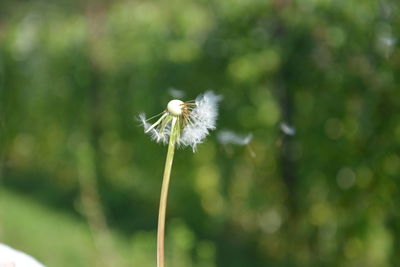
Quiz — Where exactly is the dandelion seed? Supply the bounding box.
[280,122,296,136]
[167,88,185,98]
[217,130,253,146]
[217,130,256,158]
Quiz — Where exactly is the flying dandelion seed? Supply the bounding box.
[167,88,186,98]
[280,122,296,136]
[217,130,256,158]
[217,130,253,145]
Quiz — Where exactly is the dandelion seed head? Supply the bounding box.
[139,90,221,152]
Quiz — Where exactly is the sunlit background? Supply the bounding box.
[0,0,399,266]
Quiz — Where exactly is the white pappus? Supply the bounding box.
[139,91,222,151]
[217,130,253,146]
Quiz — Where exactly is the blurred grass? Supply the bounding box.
[0,189,102,266]
[0,189,216,267]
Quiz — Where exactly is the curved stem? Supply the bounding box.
[157,117,177,267]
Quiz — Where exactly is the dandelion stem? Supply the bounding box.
[157,117,177,267]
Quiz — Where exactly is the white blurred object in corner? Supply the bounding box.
[0,243,45,267]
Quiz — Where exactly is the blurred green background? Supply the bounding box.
[0,0,399,266]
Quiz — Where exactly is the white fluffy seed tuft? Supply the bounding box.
[217,130,253,145]
[139,91,221,152]
[178,91,222,151]
[139,113,169,144]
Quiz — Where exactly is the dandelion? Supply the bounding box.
[139,91,221,267]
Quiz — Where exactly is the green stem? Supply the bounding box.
[157,117,178,267]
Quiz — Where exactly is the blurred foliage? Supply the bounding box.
[0,0,399,266]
